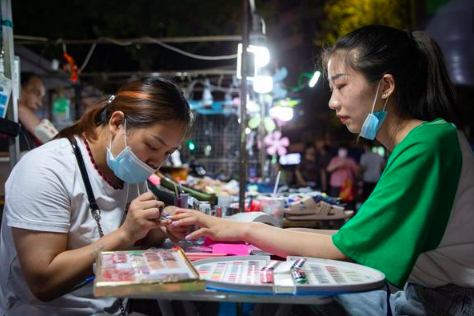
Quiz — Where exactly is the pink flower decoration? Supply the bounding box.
[264,131,290,156]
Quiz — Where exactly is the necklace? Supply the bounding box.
[83,138,124,190]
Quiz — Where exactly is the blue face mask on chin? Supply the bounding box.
[106,121,156,184]
[360,81,389,140]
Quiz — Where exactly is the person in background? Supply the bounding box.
[359,141,385,202]
[170,25,474,316]
[295,143,318,188]
[326,143,358,198]
[0,77,192,315]
[314,139,332,193]
[0,72,58,151]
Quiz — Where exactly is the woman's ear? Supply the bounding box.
[108,111,125,136]
[381,74,395,99]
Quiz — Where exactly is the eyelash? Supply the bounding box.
[148,143,158,151]
[330,84,345,92]
[148,143,174,156]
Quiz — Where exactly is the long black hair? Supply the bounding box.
[321,25,464,129]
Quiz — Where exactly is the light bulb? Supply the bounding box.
[253,75,273,94]
[248,45,270,68]
[269,106,294,122]
[308,71,321,88]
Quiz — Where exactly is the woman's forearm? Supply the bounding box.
[15,228,133,302]
[45,230,133,301]
[242,222,347,260]
[327,162,339,172]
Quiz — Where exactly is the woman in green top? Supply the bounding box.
[172,25,474,316]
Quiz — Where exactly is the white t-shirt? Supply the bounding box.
[359,151,384,183]
[0,136,147,315]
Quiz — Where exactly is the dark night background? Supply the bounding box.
[11,0,474,150]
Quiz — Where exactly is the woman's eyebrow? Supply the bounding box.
[330,73,347,82]
[152,135,168,147]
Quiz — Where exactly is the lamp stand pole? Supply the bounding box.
[238,0,249,212]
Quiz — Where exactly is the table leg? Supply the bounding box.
[250,303,292,316]
[236,302,242,316]
[251,303,263,316]
[182,301,197,316]
[157,300,174,316]
[275,304,292,316]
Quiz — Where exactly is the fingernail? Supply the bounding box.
[172,221,179,226]
[185,235,191,240]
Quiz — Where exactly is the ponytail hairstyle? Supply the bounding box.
[321,25,464,129]
[56,77,194,140]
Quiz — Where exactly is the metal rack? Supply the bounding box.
[1,0,19,168]
[180,113,260,180]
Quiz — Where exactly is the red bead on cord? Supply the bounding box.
[82,138,124,190]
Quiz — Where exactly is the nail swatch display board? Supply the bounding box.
[193,256,385,295]
[94,248,205,297]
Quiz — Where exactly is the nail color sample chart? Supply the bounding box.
[94,249,205,297]
[99,250,196,282]
[193,256,386,294]
[197,259,266,285]
[306,264,370,285]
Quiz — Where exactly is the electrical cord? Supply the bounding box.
[25,35,239,75]
[143,37,237,60]
[79,43,97,72]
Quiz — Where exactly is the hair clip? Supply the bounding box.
[108,95,116,104]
